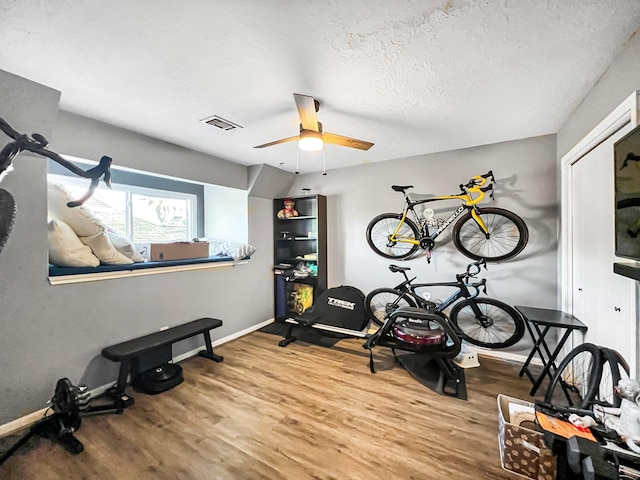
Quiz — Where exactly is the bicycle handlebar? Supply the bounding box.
[465,258,487,277]
[460,170,495,191]
[0,116,112,207]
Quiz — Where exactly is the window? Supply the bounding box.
[48,158,204,244]
[47,156,250,284]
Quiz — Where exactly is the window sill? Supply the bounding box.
[48,256,249,285]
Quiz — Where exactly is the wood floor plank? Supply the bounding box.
[0,330,541,479]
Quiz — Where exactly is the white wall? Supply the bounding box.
[205,184,249,242]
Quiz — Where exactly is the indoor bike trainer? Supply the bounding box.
[277,286,467,399]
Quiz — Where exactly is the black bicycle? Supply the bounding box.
[364,259,525,349]
[0,115,112,254]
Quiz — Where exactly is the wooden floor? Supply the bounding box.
[0,329,542,479]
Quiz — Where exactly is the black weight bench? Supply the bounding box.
[101,317,223,411]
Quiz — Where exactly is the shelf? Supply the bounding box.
[281,257,318,263]
[277,215,316,220]
[613,262,640,281]
[276,237,316,241]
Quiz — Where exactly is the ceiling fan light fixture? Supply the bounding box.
[298,130,324,151]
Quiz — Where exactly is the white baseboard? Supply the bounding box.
[472,347,542,367]
[0,319,275,438]
[0,408,52,438]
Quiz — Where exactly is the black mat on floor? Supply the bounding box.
[259,321,346,348]
[396,352,467,400]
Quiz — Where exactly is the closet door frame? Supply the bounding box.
[561,91,639,314]
[560,91,639,374]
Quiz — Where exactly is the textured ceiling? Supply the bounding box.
[1,1,640,174]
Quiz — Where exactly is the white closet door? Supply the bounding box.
[571,125,637,375]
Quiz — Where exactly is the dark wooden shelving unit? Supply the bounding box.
[273,194,327,320]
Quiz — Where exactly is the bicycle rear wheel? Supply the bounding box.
[366,214,420,259]
[365,288,416,327]
[594,347,630,409]
[544,343,602,410]
[448,298,524,348]
[452,207,528,262]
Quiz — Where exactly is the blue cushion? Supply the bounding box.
[48,255,240,276]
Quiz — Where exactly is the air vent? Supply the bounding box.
[200,115,243,131]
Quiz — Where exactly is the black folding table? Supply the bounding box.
[515,306,588,396]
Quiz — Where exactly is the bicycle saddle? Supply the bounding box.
[389,264,411,272]
[391,185,413,192]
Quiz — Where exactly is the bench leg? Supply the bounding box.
[198,330,224,362]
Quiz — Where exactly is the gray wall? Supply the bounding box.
[287,135,559,356]
[558,31,640,158]
[53,111,247,190]
[0,70,276,425]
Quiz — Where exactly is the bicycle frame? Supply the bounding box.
[393,274,484,316]
[389,171,494,246]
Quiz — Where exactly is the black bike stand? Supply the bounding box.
[0,414,84,466]
[396,352,467,400]
[0,377,121,466]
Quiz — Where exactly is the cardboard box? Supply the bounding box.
[497,394,556,480]
[150,241,209,261]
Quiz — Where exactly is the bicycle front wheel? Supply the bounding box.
[448,298,524,348]
[365,288,417,327]
[452,207,529,262]
[366,213,420,259]
[594,347,630,409]
[544,343,602,410]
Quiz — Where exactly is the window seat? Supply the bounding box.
[48,255,249,285]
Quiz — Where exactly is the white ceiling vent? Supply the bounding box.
[200,115,243,131]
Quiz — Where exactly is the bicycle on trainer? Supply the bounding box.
[366,170,529,263]
[365,259,525,349]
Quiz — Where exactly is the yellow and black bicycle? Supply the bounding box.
[366,171,529,262]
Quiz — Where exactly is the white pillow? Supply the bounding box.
[208,238,256,261]
[48,220,100,267]
[107,231,145,262]
[47,182,103,237]
[80,231,134,265]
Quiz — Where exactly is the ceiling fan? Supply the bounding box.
[254,93,374,152]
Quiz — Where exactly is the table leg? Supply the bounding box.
[520,323,552,395]
[519,319,539,377]
[530,328,574,396]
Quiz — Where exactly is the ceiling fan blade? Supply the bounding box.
[323,132,374,151]
[253,135,300,149]
[293,93,319,132]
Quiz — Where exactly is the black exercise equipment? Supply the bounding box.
[364,306,466,399]
[101,317,223,409]
[278,285,369,347]
[0,378,92,465]
[132,363,184,395]
[278,286,466,399]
